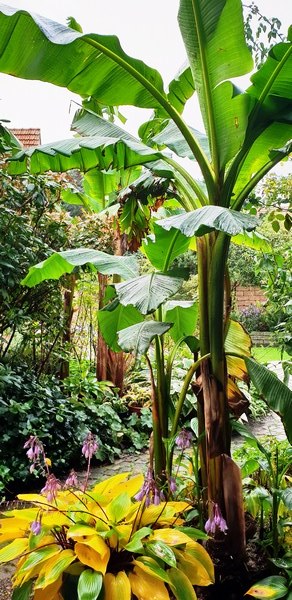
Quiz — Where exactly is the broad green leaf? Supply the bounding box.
[11,581,33,600]
[21,248,138,287]
[279,488,292,511]
[118,321,172,356]
[146,541,177,568]
[175,527,208,541]
[77,569,103,600]
[142,224,190,272]
[178,0,253,168]
[153,120,210,161]
[245,358,292,444]
[232,124,292,205]
[125,527,152,553]
[98,298,143,352]
[231,231,272,253]
[247,41,292,119]
[164,301,198,343]
[168,566,197,599]
[159,207,258,238]
[83,165,141,208]
[245,575,288,599]
[0,538,28,563]
[115,273,184,314]
[0,6,166,109]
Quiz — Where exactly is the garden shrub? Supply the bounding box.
[0,362,151,499]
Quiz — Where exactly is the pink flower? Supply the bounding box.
[81,432,98,460]
[65,469,78,488]
[135,468,165,507]
[30,520,41,536]
[41,474,61,502]
[175,429,192,450]
[24,436,43,466]
[205,503,228,535]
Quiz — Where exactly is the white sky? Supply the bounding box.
[0,0,291,176]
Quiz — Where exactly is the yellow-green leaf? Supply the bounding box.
[107,493,131,523]
[168,567,197,600]
[34,575,62,599]
[35,550,75,588]
[67,524,98,539]
[0,538,28,563]
[20,545,61,573]
[245,576,288,599]
[134,556,170,583]
[104,571,131,600]
[151,528,192,546]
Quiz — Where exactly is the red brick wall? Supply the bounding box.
[235,286,266,310]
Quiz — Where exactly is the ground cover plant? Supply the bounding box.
[0,0,291,594]
[0,436,214,599]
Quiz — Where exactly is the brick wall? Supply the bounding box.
[235,285,266,310]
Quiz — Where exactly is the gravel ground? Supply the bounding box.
[0,411,287,598]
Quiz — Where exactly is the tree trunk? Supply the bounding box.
[197,233,246,556]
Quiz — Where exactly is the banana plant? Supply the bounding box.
[0,1,291,556]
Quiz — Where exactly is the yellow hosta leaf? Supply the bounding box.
[42,512,71,528]
[35,550,76,589]
[92,473,131,496]
[81,536,110,559]
[140,503,189,527]
[104,571,131,600]
[0,517,30,531]
[111,475,144,500]
[17,493,52,506]
[128,566,169,600]
[110,525,132,548]
[44,457,52,467]
[151,528,192,546]
[75,541,110,573]
[34,575,62,599]
[185,543,214,583]
[174,548,214,586]
[0,538,28,563]
[0,530,26,545]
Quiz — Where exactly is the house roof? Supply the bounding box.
[10,128,41,148]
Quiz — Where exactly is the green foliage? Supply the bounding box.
[0,362,152,498]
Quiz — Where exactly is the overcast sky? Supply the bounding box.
[0,0,291,179]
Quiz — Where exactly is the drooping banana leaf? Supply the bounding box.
[178,0,253,169]
[117,321,173,356]
[158,206,258,238]
[225,320,252,381]
[98,298,143,353]
[167,63,195,115]
[7,118,162,176]
[21,249,139,287]
[115,272,185,315]
[245,358,292,443]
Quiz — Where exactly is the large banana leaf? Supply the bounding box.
[7,116,162,176]
[225,320,251,381]
[164,300,198,343]
[21,249,138,287]
[98,298,143,353]
[245,358,292,443]
[115,273,185,315]
[158,206,258,238]
[118,321,172,356]
[141,224,190,272]
[178,0,253,169]
[153,121,210,161]
[0,5,166,109]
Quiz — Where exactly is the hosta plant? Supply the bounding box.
[0,455,214,599]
